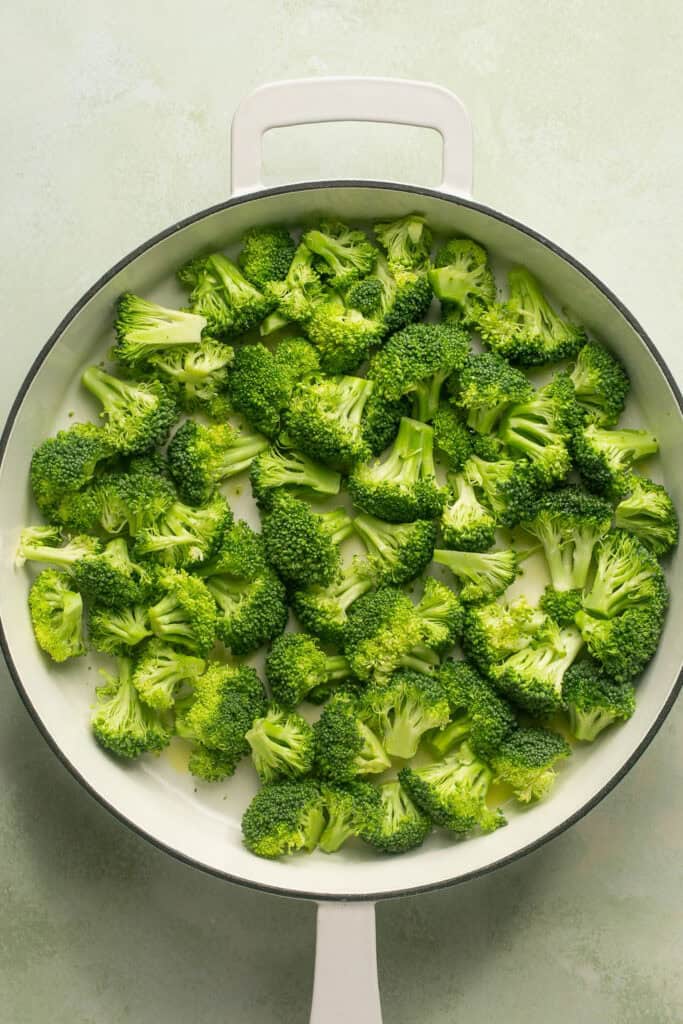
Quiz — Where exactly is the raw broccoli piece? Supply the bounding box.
[453,352,533,434]
[264,243,324,325]
[348,417,446,523]
[187,744,241,783]
[491,727,570,803]
[574,607,665,683]
[134,494,232,569]
[313,692,390,782]
[15,524,77,565]
[464,454,539,527]
[319,781,383,853]
[250,445,341,510]
[241,780,325,858]
[499,376,576,484]
[462,596,549,673]
[374,214,432,272]
[573,424,659,496]
[361,391,411,457]
[246,705,315,783]
[360,780,432,854]
[428,237,496,325]
[91,657,170,759]
[361,670,450,759]
[354,514,436,585]
[71,538,149,607]
[539,586,583,627]
[167,419,268,505]
[582,530,668,620]
[81,366,177,455]
[30,424,114,517]
[284,375,374,468]
[429,659,516,761]
[98,455,178,537]
[113,294,207,365]
[345,276,383,316]
[50,483,110,535]
[87,604,151,654]
[433,547,521,603]
[440,473,496,551]
[415,576,464,652]
[144,339,234,415]
[291,560,374,644]
[347,254,433,335]
[238,226,297,290]
[614,475,679,556]
[304,292,384,373]
[522,487,613,593]
[265,632,352,708]
[147,569,217,654]
[478,267,585,365]
[28,570,85,662]
[273,335,321,383]
[178,252,275,337]
[562,660,636,742]
[432,405,474,470]
[490,622,584,715]
[570,341,629,426]
[131,639,205,710]
[303,219,378,289]
[400,743,505,834]
[261,492,354,587]
[227,343,291,438]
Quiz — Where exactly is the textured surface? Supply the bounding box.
[1,2,683,1022]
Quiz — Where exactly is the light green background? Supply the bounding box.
[1,2,682,1022]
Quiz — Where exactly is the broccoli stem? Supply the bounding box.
[322,508,355,548]
[413,371,449,423]
[216,433,269,478]
[260,311,291,336]
[401,645,440,674]
[324,655,352,682]
[148,594,193,642]
[429,719,472,758]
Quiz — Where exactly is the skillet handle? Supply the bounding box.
[309,901,383,1024]
[230,76,472,199]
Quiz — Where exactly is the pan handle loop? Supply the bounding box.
[230,76,472,198]
[310,901,383,1024]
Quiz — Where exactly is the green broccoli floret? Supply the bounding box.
[318,781,382,853]
[440,473,496,551]
[499,376,576,484]
[113,294,207,365]
[462,596,549,673]
[490,727,570,803]
[134,494,232,569]
[238,226,297,290]
[490,622,584,715]
[360,780,432,854]
[374,214,432,272]
[433,547,521,603]
[246,705,315,783]
[187,744,241,783]
[361,391,411,457]
[345,276,383,316]
[582,530,668,620]
[144,339,234,416]
[428,237,496,325]
[432,405,474,470]
[264,243,324,325]
[400,743,505,834]
[464,454,540,527]
[284,375,374,467]
[227,343,291,438]
[453,352,533,434]
[265,632,352,708]
[614,475,679,556]
[261,492,354,587]
[30,424,114,517]
[99,455,178,536]
[347,254,433,335]
[574,607,665,683]
[291,560,374,644]
[522,487,613,593]
[87,604,151,654]
[71,538,149,607]
[15,524,76,563]
[241,780,325,858]
[414,576,464,652]
[28,570,85,662]
[570,342,629,426]
[539,586,583,627]
[562,660,636,742]
[313,692,390,782]
[178,252,275,337]
[91,657,170,759]
[361,670,450,759]
[348,417,445,523]
[167,419,268,505]
[81,366,177,455]
[131,639,205,710]
[147,569,217,654]
[478,267,585,365]
[304,292,384,373]
[303,219,378,289]
[354,514,436,585]
[51,483,110,535]
[430,659,516,761]
[273,335,321,383]
[573,424,659,496]
[250,446,341,509]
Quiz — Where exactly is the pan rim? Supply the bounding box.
[2,178,682,902]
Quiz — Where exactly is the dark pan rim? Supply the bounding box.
[1,179,682,903]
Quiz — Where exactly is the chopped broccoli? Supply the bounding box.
[464,454,539,527]
[570,342,629,426]
[227,343,291,438]
[304,292,383,374]
[573,424,659,496]
[313,692,391,782]
[319,781,383,853]
[429,237,496,325]
[246,705,315,783]
[562,660,636,742]
[490,622,584,715]
[241,780,325,858]
[147,569,217,654]
[113,294,207,365]
[285,375,374,467]
[491,727,570,803]
[453,352,533,434]
[539,586,583,627]
[88,604,151,655]
[582,530,668,620]
[433,547,521,603]
[16,529,107,580]
[361,670,450,759]
[100,455,178,536]
[187,744,241,782]
[131,639,205,710]
[441,473,496,551]
[374,214,432,272]
[354,514,436,585]
[499,376,576,484]
[432,405,474,470]
[265,632,352,708]
[28,570,85,662]
[430,659,516,761]
[291,560,374,644]
[303,219,378,289]
[614,475,679,556]
[82,366,177,455]
[144,339,234,416]
[400,743,504,834]
[575,607,665,683]
[178,252,275,337]
[71,538,149,607]
[91,657,170,759]
[261,492,354,587]
[167,420,268,505]
[347,253,433,335]
[30,424,114,517]
[238,226,297,290]
[360,780,432,854]
[462,596,550,674]
[415,576,464,652]
[250,446,341,510]
[522,487,613,592]
[273,335,321,383]
[265,243,324,325]
[134,494,232,569]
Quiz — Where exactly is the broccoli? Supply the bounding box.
[273,335,321,383]
[227,343,291,438]
[147,569,217,654]
[15,524,82,566]
[238,226,297,290]
[51,482,111,535]
[241,780,325,858]
[203,559,287,656]
[354,514,437,585]
[464,454,539,527]
[490,622,584,715]
[574,606,665,683]
[539,586,583,627]
[144,339,234,416]
[573,424,659,496]
[265,243,324,324]
[562,660,636,742]
[304,292,383,373]
[167,420,269,505]
[462,596,550,674]
[265,632,352,708]
[81,366,177,455]
[582,530,668,620]
[178,252,275,337]
[131,639,205,710]
[313,692,391,782]
[361,670,450,759]
[91,657,170,759]
[373,214,432,272]
[415,576,464,652]
[570,341,629,426]
[318,781,383,853]
[522,487,613,593]
[400,743,504,834]
[88,604,152,654]
[490,727,570,803]
[98,455,178,536]
[360,780,432,854]
[113,294,207,365]
[250,446,341,509]
[432,405,474,470]
[303,219,378,289]
[187,744,241,783]
[246,706,315,783]
[368,323,470,422]
[284,375,374,468]
[614,475,679,556]
[430,659,516,761]
[478,267,585,365]
[70,538,149,607]
[433,547,521,603]
[28,570,85,662]
[30,424,114,517]
[440,473,496,551]
[346,254,433,335]
[453,352,533,434]
[499,376,576,484]
[428,237,496,325]
[291,560,374,644]
[261,492,354,587]
[134,494,232,569]
[348,417,445,523]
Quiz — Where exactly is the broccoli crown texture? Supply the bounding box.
[582,529,668,620]
[354,514,436,585]
[305,291,383,374]
[360,780,432,854]
[429,237,496,325]
[265,243,325,324]
[30,424,114,517]
[227,343,292,438]
[614,475,679,556]
[319,781,383,853]
[147,569,218,654]
[361,670,450,759]
[570,342,629,426]
[575,606,665,683]
[303,219,378,290]
[178,252,275,338]
[491,727,570,803]
[464,454,539,528]
[144,339,234,416]
[539,586,583,627]
[314,692,391,783]
[432,405,474,470]
[167,419,268,505]
[462,597,550,673]
[241,780,325,858]
[522,486,613,592]
[573,424,659,496]
[453,352,533,434]
[265,632,330,708]
[246,705,315,783]
[238,226,297,291]
[28,569,85,662]
[285,374,374,467]
[291,560,374,644]
[441,473,496,552]
[431,658,517,760]
[131,639,205,710]
[134,494,233,569]
[562,659,636,742]
[400,742,505,834]
[91,657,170,759]
[374,214,432,272]
[261,492,353,587]
[82,366,178,455]
[499,375,577,484]
[71,537,149,607]
[491,622,584,716]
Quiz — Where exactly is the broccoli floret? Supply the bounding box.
[490,622,584,715]
[433,547,521,603]
[318,781,383,853]
[284,375,374,468]
[147,569,217,654]
[562,660,636,742]
[16,529,103,574]
[178,252,275,337]
[303,219,378,289]
[354,514,436,585]
[261,492,354,587]
[241,780,325,859]
[347,254,433,335]
[440,473,496,551]
[113,294,207,365]
[539,586,583,627]
[400,743,504,834]
[359,391,410,458]
[345,276,383,316]
[360,780,432,854]
[81,366,177,455]
[144,339,234,416]
[91,657,170,759]
[464,454,539,527]
[432,405,474,470]
[291,560,374,644]
[100,455,178,537]
[71,538,149,607]
[265,243,324,325]
[522,487,613,592]
[428,237,496,325]
[430,659,516,761]
[478,267,585,365]
[463,596,549,673]
[499,376,576,484]
[570,342,629,426]
[203,558,287,655]
[131,639,205,710]
[30,424,114,517]
[573,424,659,496]
[374,214,432,272]
[28,570,85,662]
[246,705,315,783]
[415,576,464,652]
[265,631,352,708]
[167,420,268,505]
[134,494,232,569]
[614,475,679,556]
[304,292,384,373]
[187,744,241,783]
[361,670,450,759]
[313,692,391,782]
[349,417,445,523]
[238,226,297,290]
[582,530,668,619]
[453,352,533,434]
[249,446,341,510]
[491,727,570,803]
[575,607,665,683]
[51,483,109,535]
[273,336,321,383]
[227,343,291,438]
[88,604,151,654]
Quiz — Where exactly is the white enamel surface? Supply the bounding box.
[1,185,682,899]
